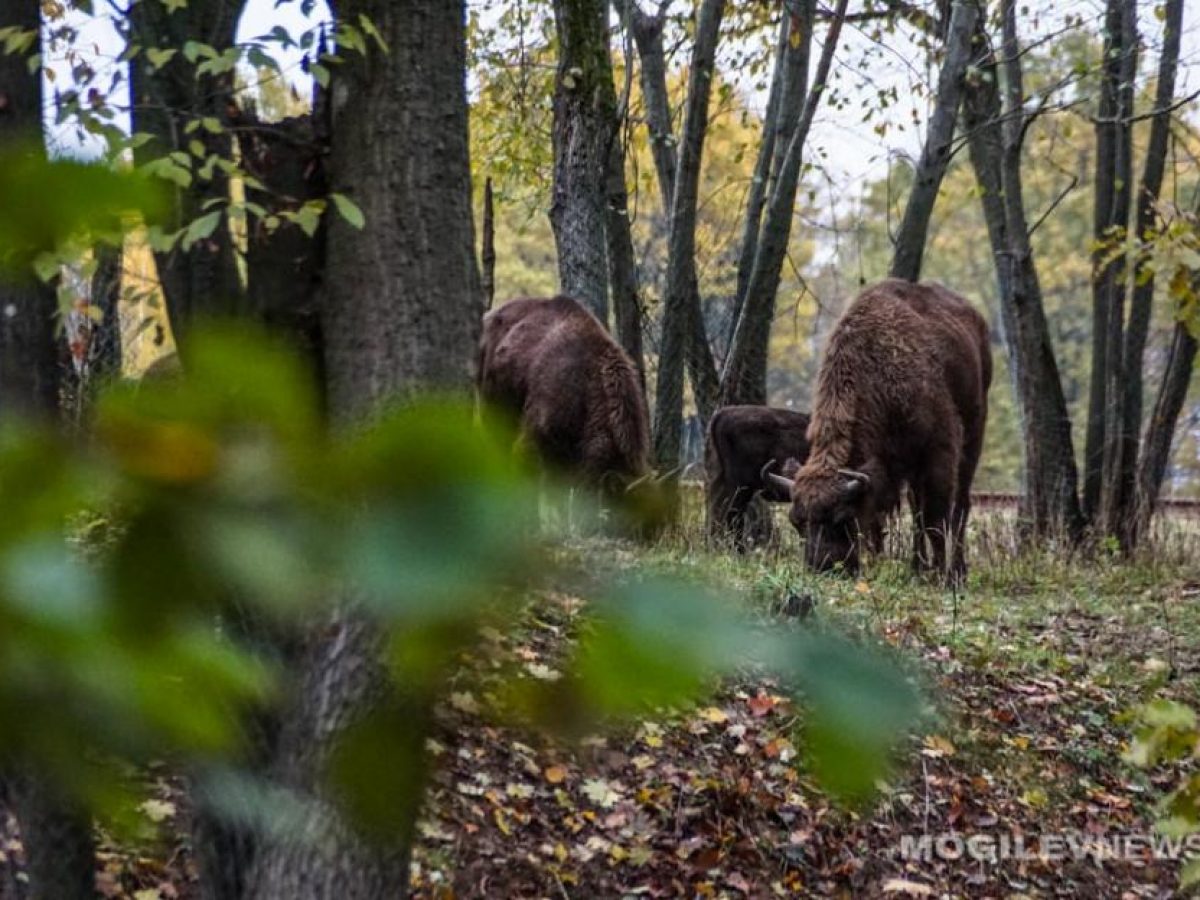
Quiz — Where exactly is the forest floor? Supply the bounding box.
[5,506,1200,899]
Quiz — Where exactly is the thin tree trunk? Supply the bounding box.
[889,0,979,281]
[482,177,497,312]
[550,0,618,323]
[0,3,97,895]
[729,16,790,349]
[1135,319,1198,537]
[606,141,646,388]
[961,0,1083,537]
[651,0,726,471]
[614,0,674,206]
[614,0,718,418]
[721,0,847,407]
[128,0,246,343]
[246,1,480,896]
[89,247,123,381]
[1085,0,1137,526]
[1118,0,1183,546]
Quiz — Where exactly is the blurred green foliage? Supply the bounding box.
[0,151,921,850]
[1126,698,1200,888]
[0,143,166,279]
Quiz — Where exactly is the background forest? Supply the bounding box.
[2,0,1200,898]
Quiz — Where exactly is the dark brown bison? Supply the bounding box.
[705,405,811,550]
[477,296,651,499]
[767,279,991,581]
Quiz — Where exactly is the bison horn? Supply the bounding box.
[625,473,652,493]
[837,468,870,497]
[763,461,796,494]
[654,465,684,484]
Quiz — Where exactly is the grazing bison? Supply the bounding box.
[767,279,991,582]
[477,296,651,500]
[705,405,812,550]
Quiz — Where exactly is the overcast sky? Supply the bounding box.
[39,0,1200,211]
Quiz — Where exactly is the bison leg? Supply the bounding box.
[742,493,775,550]
[912,451,957,579]
[707,482,753,551]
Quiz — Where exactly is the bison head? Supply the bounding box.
[767,462,872,574]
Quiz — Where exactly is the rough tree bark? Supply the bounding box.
[482,177,496,312]
[651,0,726,471]
[128,0,246,341]
[730,16,790,345]
[1135,316,1198,538]
[234,104,330,384]
[606,142,647,387]
[0,0,58,420]
[960,0,1084,536]
[0,2,98,896]
[721,0,847,407]
[1117,0,1183,546]
[187,104,332,900]
[613,0,718,417]
[1084,0,1137,527]
[246,3,480,896]
[889,0,979,281]
[550,0,618,323]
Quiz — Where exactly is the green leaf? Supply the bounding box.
[146,47,176,71]
[330,192,365,230]
[181,209,223,250]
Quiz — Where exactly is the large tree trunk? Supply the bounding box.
[234,107,330,385]
[1084,0,1137,527]
[550,0,618,324]
[889,0,979,282]
[0,3,97,896]
[1117,0,1183,547]
[128,0,245,342]
[6,774,96,900]
[961,0,1083,537]
[651,0,726,471]
[246,2,480,896]
[721,0,846,407]
[0,0,58,420]
[186,97,332,900]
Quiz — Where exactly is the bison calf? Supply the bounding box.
[768,279,991,582]
[705,405,811,551]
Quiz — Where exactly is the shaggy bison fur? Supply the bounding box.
[477,296,651,497]
[705,405,812,550]
[768,279,991,581]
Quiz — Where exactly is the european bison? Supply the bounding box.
[477,296,651,499]
[767,279,991,582]
[705,405,811,550]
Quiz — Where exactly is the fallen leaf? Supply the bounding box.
[882,878,934,896]
[139,799,176,824]
[583,778,621,808]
